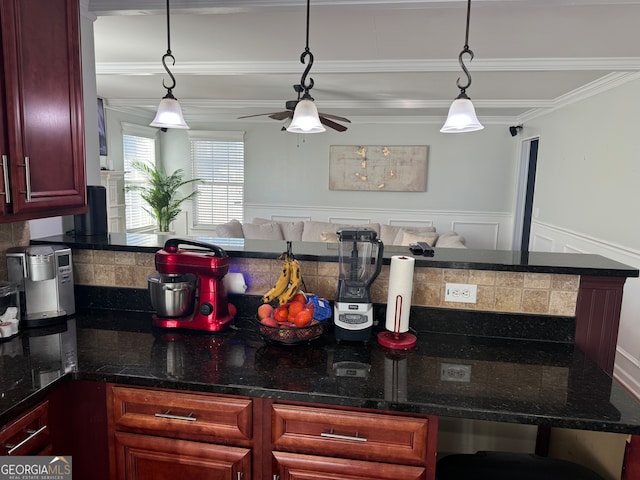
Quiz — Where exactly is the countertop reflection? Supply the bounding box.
[2,310,639,434]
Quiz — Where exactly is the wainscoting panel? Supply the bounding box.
[530,220,640,399]
[246,204,514,250]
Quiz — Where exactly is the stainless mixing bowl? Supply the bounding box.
[148,273,196,318]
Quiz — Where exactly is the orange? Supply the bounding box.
[292,309,313,327]
[274,305,289,323]
[288,301,304,317]
[292,293,307,304]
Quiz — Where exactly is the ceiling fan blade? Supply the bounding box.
[269,111,293,121]
[320,116,348,132]
[238,112,280,119]
[318,112,351,123]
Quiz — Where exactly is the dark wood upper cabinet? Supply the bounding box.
[0,0,86,222]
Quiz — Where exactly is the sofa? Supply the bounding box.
[215,218,466,248]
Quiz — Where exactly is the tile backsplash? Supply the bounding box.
[73,250,579,317]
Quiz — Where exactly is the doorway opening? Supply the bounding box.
[512,137,539,251]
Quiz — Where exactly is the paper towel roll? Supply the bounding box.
[385,255,415,334]
[224,272,247,294]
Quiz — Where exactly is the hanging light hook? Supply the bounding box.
[160,0,177,94]
[455,0,474,95]
[298,0,315,96]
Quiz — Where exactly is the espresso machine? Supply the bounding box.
[334,229,384,342]
[149,239,236,331]
[6,245,75,327]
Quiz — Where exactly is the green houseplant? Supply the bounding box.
[126,160,200,232]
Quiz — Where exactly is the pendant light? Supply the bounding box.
[440,0,483,133]
[287,0,325,134]
[150,0,189,129]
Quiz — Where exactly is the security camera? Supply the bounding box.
[509,125,523,137]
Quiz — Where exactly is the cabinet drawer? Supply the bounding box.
[110,386,252,443]
[0,401,50,456]
[273,451,427,480]
[272,404,429,465]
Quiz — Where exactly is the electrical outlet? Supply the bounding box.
[444,283,477,303]
[440,363,472,382]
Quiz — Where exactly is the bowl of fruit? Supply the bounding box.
[256,293,330,345]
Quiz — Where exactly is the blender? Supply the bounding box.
[333,229,384,342]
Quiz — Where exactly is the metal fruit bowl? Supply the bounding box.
[256,317,328,345]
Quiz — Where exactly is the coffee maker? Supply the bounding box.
[334,229,384,342]
[6,245,75,327]
[149,239,236,331]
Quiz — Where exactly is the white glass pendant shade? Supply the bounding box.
[150,95,189,129]
[286,99,326,133]
[440,96,484,133]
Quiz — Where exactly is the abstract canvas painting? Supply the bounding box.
[329,145,428,192]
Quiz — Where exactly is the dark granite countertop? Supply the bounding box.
[31,232,639,277]
[2,308,640,435]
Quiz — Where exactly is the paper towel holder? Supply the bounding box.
[377,294,417,350]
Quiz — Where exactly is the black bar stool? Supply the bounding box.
[436,451,604,480]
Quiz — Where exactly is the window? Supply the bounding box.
[122,123,157,231]
[190,131,245,227]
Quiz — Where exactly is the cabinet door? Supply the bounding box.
[113,431,251,480]
[273,451,427,480]
[1,0,85,217]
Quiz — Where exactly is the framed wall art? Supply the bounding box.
[329,145,428,192]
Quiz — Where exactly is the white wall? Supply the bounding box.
[101,112,519,248]
[525,76,640,398]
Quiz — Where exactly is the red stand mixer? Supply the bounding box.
[149,239,236,331]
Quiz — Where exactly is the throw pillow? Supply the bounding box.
[397,230,439,247]
[241,222,284,240]
[319,231,339,243]
[380,224,436,245]
[251,218,304,241]
[215,219,244,238]
[436,232,467,248]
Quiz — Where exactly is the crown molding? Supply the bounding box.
[96,57,640,76]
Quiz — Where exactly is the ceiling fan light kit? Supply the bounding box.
[441,0,484,134]
[287,97,326,133]
[150,0,189,130]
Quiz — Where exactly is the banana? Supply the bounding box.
[278,258,302,305]
[262,256,292,303]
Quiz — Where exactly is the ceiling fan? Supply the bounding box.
[238,84,351,132]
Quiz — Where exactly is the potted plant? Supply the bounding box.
[126,160,200,233]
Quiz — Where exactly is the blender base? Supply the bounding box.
[334,324,373,343]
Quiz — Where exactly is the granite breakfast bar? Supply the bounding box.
[17,232,639,478]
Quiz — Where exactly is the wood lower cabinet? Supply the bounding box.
[113,431,251,480]
[270,402,437,480]
[0,400,51,456]
[107,385,255,480]
[106,385,438,480]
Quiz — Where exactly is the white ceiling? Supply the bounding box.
[89,0,640,128]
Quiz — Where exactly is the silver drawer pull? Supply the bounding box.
[6,425,47,455]
[320,429,367,442]
[1,155,11,204]
[154,410,197,422]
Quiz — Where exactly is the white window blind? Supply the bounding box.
[122,124,157,231]
[190,131,245,227]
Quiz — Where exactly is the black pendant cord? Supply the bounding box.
[298,0,315,98]
[161,0,177,96]
[456,0,474,95]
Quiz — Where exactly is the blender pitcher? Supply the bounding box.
[334,229,384,342]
